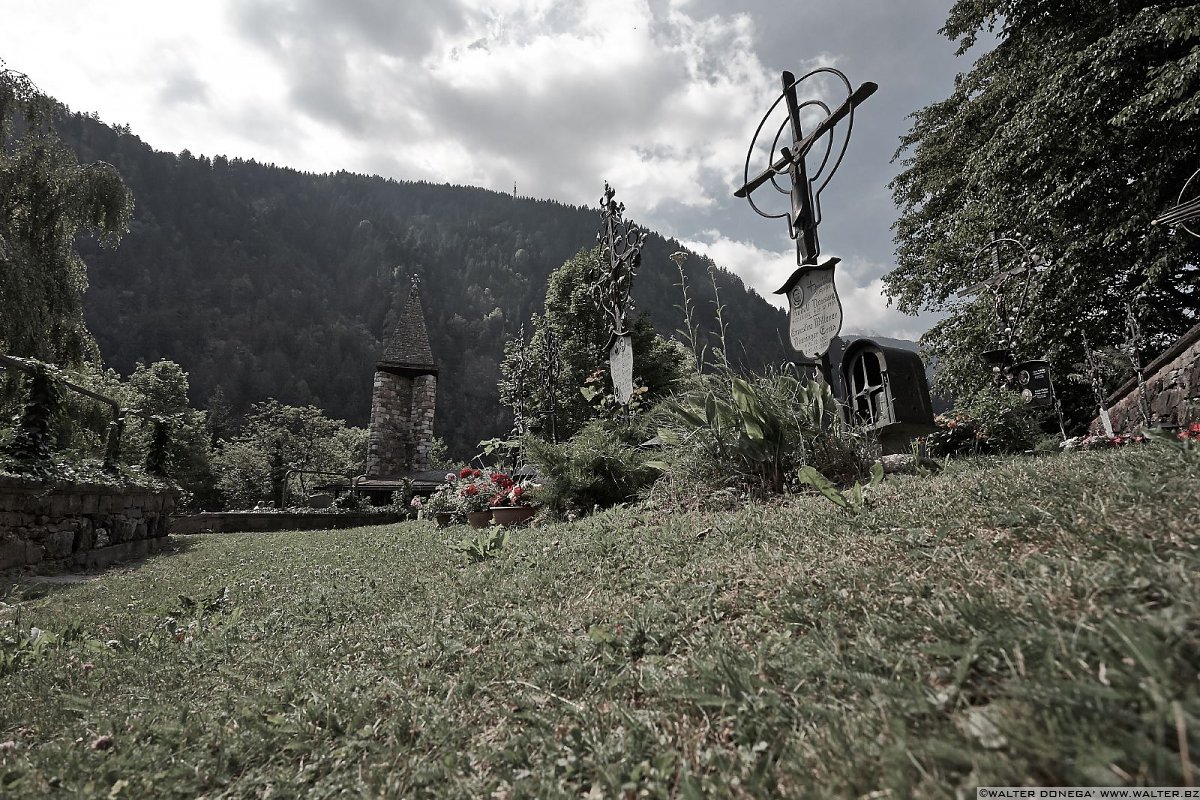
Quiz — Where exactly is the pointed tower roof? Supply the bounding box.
[379,278,438,376]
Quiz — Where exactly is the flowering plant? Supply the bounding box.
[422,486,458,515]
[1178,422,1200,445]
[490,478,541,508]
[1061,432,1149,451]
[456,468,495,513]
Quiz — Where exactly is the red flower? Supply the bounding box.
[472,469,483,478]
[459,467,473,479]
[461,485,479,496]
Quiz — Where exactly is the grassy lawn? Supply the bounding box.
[2,446,1198,797]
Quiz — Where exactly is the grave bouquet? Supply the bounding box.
[488,473,540,508]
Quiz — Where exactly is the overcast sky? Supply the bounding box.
[1,0,981,340]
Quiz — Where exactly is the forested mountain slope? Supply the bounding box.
[59,111,790,456]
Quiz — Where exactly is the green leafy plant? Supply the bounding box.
[925,389,1042,457]
[655,371,870,496]
[450,526,508,562]
[2,361,62,479]
[522,418,657,516]
[422,479,461,516]
[795,461,885,515]
[579,368,651,418]
[477,437,522,471]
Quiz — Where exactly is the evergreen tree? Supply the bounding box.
[501,247,688,440]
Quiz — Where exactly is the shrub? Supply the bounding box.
[925,390,1042,457]
[652,368,872,497]
[522,419,658,516]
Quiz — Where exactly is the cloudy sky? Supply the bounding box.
[1,0,982,340]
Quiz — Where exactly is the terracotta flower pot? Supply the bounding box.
[466,510,493,528]
[490,506,535,526]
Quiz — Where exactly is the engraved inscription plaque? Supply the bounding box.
[1014,359,1054,407]
[774,258,843,359]
[608,333,634,405]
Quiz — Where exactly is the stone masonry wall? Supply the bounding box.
[366,371,413,477]
[0,476,177,572]
[1093,321,1200,434]
[411,374,436,472]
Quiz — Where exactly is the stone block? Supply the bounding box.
[44,530,75,559]
[75,520,95,552]
[112,518,138,544]
[0,511,30,529]
[0,536,27,570]
[306,493,335,509]
[49,495,69,518]
[1152,387,1183,419]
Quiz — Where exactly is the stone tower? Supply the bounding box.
[365,280,438,478]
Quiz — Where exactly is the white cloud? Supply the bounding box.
[0,0,974,345]
[680,231,931,340]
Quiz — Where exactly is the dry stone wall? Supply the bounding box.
[0,476,177,572]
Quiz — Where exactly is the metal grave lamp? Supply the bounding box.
[591,182,646,406]
[733,68,876,375]
[958,234,1060,413]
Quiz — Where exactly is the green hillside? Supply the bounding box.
[56,112,789,456]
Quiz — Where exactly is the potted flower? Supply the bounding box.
[456,467,494,527]
[423,480,460,527]
[489,475,540,527]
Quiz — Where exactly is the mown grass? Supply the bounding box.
[1,445,1198,797]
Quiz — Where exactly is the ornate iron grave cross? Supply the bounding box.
[590,182,646,406]
[958,234,1061,415]
[734,68,876,365]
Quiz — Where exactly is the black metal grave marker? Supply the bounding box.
[734,67,874,376]
[591,182,646,406]
[959,235,1066,434]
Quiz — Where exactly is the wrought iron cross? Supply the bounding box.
[735,69,876,266]
[591,182,646,334]
[590,182,645,407]
[733,68,874,369]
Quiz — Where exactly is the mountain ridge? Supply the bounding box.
[57,109,798,456]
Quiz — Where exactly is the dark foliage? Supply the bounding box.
[888,1,1200,426]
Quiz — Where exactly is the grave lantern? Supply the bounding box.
[841,339,935,451]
